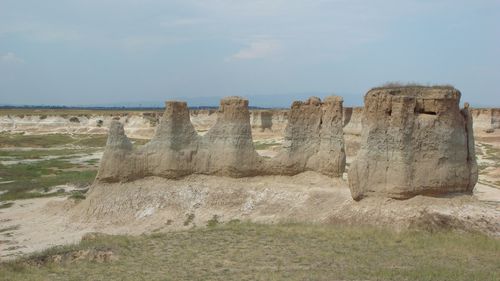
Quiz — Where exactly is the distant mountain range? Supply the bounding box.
[0,93,363,109]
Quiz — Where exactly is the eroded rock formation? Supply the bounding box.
[96,96,346,182]
[145,101,200,178]
[348,86,478,200]
[342,107,363,157]
[196,97,262,176]
[96,121,138,182]
[470,108,500,133]
[272,96,345,177]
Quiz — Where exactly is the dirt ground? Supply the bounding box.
[1,172,499,261]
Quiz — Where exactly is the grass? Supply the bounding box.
[71,135,108,147]
[0,133,148,149]
[0,153,97,201]
[206,215,220,227]
[68,190,88,201]
[0,134,78,148]
[0,133,155,201]
[253,141,280,150]
[373,82,456,90]
[0,202,14,209]
[183,213,195,226]
[482,143,500,164]
[0,160,97,201]
[0,222,499,280]
[0,148,98,160]
[477,143,500,178]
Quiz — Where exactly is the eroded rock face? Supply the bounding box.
[251,110,274,132]
[196,97,262,176]
[470,108,500,133]
[96,96,346,183]
[96,121,138,182]
[145,101,200,178]
[272,96,346,177]
[342,107,363,157]
[348,86,478,200]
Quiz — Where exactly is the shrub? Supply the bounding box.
[207,215,220,227]
[183,213,195,226]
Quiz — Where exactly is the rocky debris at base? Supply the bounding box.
[75,174,500,236]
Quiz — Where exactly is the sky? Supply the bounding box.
[0,0,499,107]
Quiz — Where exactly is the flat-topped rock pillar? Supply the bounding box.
[348,86,478,200]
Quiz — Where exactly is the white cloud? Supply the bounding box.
[229,39,280,60]
[0,52,24,64]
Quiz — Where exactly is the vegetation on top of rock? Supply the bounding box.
[373,82,456,90]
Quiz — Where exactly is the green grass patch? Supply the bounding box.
[72,135,108,147]
[206,215,220,227]
[131,138,150,146]
[0,148,99,160]
[183,213,195,226]
[1,223,499,280]
[478,163,490,173]
[0,133,148,149]
[0,134,76,148]
[68,189,88,201]
[84,159,99,165]
[482,143,500,164]
[0,202,14,209]
[254,141,280,150]
[0,134,139,201]
[0,159,96,201]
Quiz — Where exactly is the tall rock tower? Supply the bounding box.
[348,86,478,200]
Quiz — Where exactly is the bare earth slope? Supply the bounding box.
[2,172,499,260]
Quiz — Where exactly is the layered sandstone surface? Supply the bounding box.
[271,96,345,177]
[0,109,289,139]
[470,108,500,133]
[349,86,478,200]
[0,113,159,139]
[96,96,346,182]
[342,107,363,157]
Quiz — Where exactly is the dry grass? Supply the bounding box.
[1,222,499,281]
[373,82,456,90]
[253,140,281,150]
[0,134,106,201]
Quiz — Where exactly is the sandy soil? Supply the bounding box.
[0,197,92,260]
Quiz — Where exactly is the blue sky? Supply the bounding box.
[0,0,499,107]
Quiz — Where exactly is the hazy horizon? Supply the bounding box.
[1,1,499,107]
